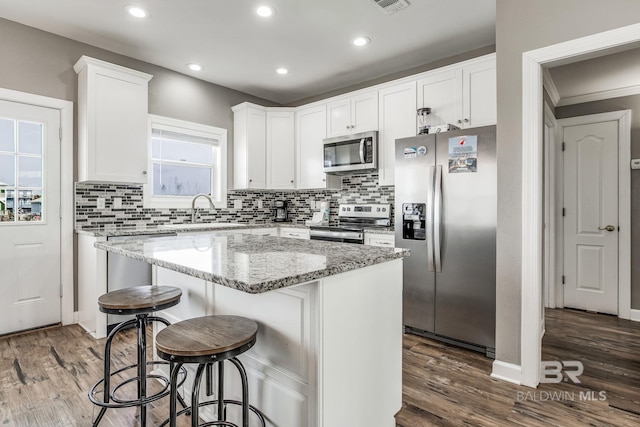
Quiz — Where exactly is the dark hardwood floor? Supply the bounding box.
[0,309,638,426]
[397,308,640,426]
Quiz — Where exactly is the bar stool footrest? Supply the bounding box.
[89,361,186,409]
[158,399,266,427]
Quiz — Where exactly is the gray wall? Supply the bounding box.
[556,95,640,309]
[495,0,640,365]
[0,17,276,185]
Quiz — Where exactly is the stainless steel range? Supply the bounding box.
[309,203,391,244]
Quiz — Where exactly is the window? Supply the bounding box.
[0,118,44,223]
[144,115,227,209]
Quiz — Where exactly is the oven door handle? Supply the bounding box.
[310,230,364,240]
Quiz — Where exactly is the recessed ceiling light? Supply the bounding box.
[256,6,276,17]
[353,37,371,47]
[187,63,202,71]
[125,5,149,18]
[276,68,288,75]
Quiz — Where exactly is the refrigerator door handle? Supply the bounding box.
[434,165,443,273]
[427,166,435,272]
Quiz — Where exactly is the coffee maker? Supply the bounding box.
[273,200,288,222]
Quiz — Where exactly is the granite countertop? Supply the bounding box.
[76,222,394,237]
[94,233,409,294]
[75,222,309,237]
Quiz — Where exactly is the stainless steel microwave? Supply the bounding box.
[322,131,378,174]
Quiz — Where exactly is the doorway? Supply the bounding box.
[520,23,640,388]
[0,88,73,335]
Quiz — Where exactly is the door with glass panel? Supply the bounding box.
[0,100,61,335]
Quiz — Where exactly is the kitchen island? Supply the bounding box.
[94,232,408,427]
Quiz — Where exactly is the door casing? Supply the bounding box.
[516,23,640,389]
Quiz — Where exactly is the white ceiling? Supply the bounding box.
[0,0,496,104]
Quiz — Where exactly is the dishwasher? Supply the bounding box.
[106,232,176,332]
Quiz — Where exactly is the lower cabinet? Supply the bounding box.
[154,267,316,427]
[279,227,310,239]
[250,227,279,236]
[364,232,395,247]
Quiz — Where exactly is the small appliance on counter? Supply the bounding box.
[305,201,330,226]
[273,200,288,222]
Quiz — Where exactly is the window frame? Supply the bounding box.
[144,115,227,209]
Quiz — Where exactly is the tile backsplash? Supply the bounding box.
[75,173,394,230]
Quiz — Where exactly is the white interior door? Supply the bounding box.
[0,100,61,335]
[563,120,618,314]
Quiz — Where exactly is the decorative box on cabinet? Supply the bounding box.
[326,90,378,138]
[296,104,340,190]
[74,56,152,183]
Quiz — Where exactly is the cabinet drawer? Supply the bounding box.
[280,228,310,239]
[365,233,395,247]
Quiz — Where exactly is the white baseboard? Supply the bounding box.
[491,360,522,385]
[630,309,640,322]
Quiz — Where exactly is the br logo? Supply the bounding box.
[540,361,584,384]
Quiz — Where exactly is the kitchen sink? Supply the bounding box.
[158,222,247,230]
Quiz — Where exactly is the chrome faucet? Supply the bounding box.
[191,193,215,223]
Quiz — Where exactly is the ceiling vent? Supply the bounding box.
[371,0,410,15]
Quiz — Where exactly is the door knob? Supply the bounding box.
[598,225,616,232]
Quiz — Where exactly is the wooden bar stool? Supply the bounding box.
[156,315,266,427]
[89,285,186,426]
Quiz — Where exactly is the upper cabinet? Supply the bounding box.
[74,56,152,183]
[266,110,295,189]
[233,103,267,189]
[377,81,417,186]
[417,54,496,129]
[326,91,378,138]
[233,103,296,190]
[296,104,341,190]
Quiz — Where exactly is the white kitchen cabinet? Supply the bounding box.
[266,110,295,189]
[377,81,417,186]
[295,104,341,190]
[279,227,310,239]
[326,90,378,138]
[251,227,278,236]
[417,54,496,129]
[233,103,267,189]
[77,233,107,339]
[462,57,497,128]
[74,56,152,183]
[364,232,395,247]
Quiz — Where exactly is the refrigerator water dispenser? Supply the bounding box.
[402,203,426,240]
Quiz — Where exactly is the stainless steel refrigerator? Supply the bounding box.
[395,125,496,357]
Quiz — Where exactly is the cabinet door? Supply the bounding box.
[76,57,152,184]
[351,91,378,134]
[378,81,417,186]
[266,111,295,189]
[279,228,310,239]
[296,104,339,189]
[246,108,267,188]
[417,68,463,128]
[463,59,496,128]
[326,98,350,138]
